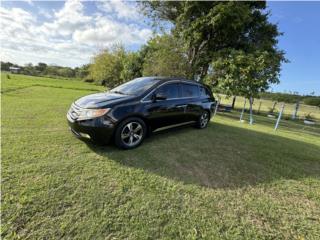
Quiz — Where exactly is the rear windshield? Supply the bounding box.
[110,78,160,96]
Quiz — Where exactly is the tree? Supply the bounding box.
[121,52,143,81]
[35,62,47,73]
[23,63,37,76]
[212,49,284,124]
[89,45,126,87]
[140,1,285,82]
[1,61,14,71]
[44,65,59,76]
[57,67,75,78]
[142,34,190,77]
[75,64,90,79]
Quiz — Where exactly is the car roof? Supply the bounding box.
[150,76,201,86]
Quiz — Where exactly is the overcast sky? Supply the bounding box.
[1,0,320,95]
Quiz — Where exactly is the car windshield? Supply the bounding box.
[110,77,160,96]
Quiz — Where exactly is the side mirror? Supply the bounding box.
[153,93,167,101]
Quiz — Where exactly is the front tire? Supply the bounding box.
[196,111,210,129]
[114,117,147,149]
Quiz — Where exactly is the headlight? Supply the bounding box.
[77,108,111,121]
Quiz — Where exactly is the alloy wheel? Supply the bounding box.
[120,122,144,147]
[200,112,209,128]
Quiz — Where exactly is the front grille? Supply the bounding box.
[68,103,82,120]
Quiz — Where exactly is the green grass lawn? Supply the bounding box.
[2,73,320,239]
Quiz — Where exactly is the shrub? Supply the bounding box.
[83,77,94,83]
[304,97,320,107]
[284,115,290,120]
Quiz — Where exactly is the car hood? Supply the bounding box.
[75,92,134,108]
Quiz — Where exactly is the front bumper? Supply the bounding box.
[67,113,116,143]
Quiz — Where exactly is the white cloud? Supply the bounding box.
[1,7,35,24]
[99,0,140,21]
[0,0,154,67]
[73,16,152,47]
[40,0,92,37]
[38,7,52,19]
[0,7,36,39]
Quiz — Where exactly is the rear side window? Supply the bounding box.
[181,84,199,98]
[156,83,180,99]
[199,86,211,98]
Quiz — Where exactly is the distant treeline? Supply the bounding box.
[259,92,320,107]
[1,61,89,79]
[215,91,320,107]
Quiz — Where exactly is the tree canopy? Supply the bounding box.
[142,34,190,78]
[211,49,284,99]
[88,45,126,87]
[140,1,286,88]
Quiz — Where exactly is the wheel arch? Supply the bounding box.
[202,107,212,119]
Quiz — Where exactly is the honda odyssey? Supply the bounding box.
[67,77,215,149]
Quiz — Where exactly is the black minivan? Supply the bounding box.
[67,77,215,149]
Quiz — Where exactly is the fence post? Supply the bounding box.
[274,103,285,131]
[240,98,247,122]
[257,100,262,114]
[271,101,277,113]
[249,96,254,125]
[213,99,220,118]
[292,101,299,120]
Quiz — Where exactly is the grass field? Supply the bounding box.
[2,73,320,239]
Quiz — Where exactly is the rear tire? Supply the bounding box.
[114,117,147,149]
[195,110,210,129]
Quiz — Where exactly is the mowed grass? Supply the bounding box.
[1,73,320,239]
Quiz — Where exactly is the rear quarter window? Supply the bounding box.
[199,86,212,98]
[181,84,199,98]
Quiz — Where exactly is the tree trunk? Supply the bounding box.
[249,96,254,125]
[257,100,262,114]
[231,96,236,109]
[199,65,209,82]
